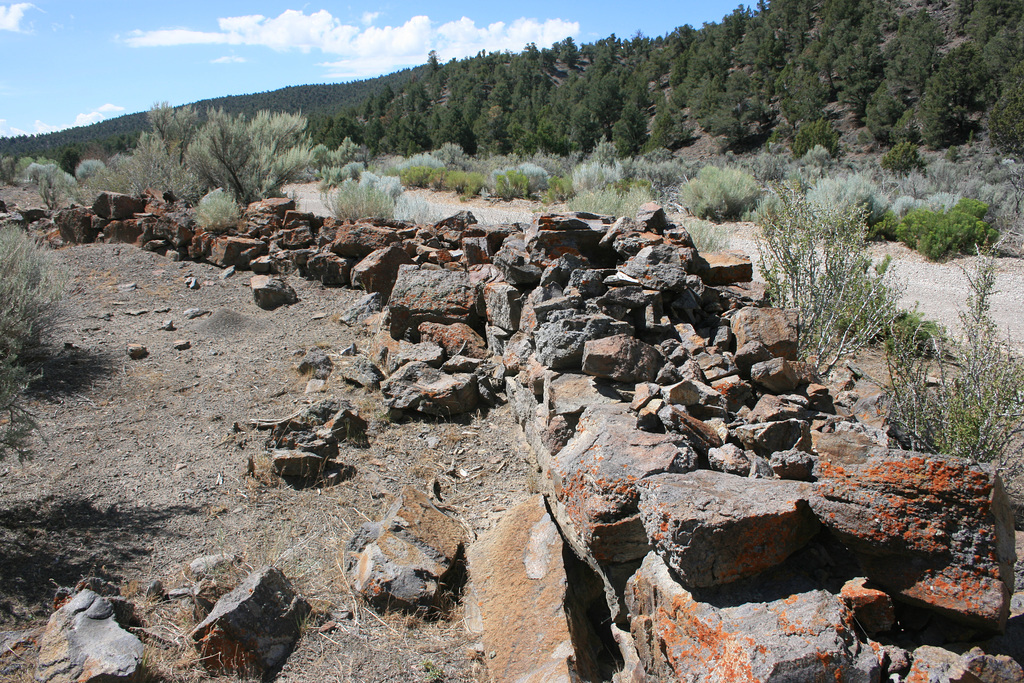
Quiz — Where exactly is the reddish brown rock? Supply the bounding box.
[329,223,402,258]
[693,250,754,286]
[466,495,601,682]
[380,362,478,416]
[840,577,895,635]
[750,357,802,393]
[625,552,879,682]
[54,207,98,244]
[812,451,1015,631]
[731,307,800,361]
[350,245,414,298]
[92,192,147,220]
[637,471,819,588]
[209,236,268,269]
[104,220,143,245]
[245,197,294,219]
[386,267,478,340]
[418,322,488,359]
[581,334,661,383]
[306,252,353,286]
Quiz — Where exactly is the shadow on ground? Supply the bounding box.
[25,345,116,402]
[0,497,198,626]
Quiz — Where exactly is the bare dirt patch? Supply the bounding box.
[0,241,534,682]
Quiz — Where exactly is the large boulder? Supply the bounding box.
[250,275,297,310]
[625,552,879,682]
[92,192,147,220]
[209,236,268,269]
[329,223,402,258]
[191,566,309,674]
[346,487,467,611]
[466,495,603,682]
[35,590,143,683]
[306,252,354,286]
[811,450,1016,631]
[637,471,819,588]
[386,266,478,340]
[620,243,698,293]
[54,207,99,245]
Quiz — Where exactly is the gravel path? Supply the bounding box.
[285,182,1024,350]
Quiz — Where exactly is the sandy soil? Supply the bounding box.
[0,200,535,681]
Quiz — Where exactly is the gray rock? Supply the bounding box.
[750,357,801,393]
[35,590,143,683]
[734,418,812,457]
[637,471,819,588]
[340,292,383,327]
[483,281,523,332]
[386,266,478,339]
[493,236,543,285]
[626,552,879,682]
[543,372,622,417]
[381,362,479,416]
[188,554,239,580]
[250,275,297,310]
[731,307,800,361]
[191,566,309,673]
[298,348,333,380]
[620,244,697,293]
[581,334,661,383]
[346,487,467,611]
[769,449,818,481]
[534,314,633,370]
[337,355,385,389]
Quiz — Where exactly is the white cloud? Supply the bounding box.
[0,119,29,137]
[0,3,35,32]
[126,10,579,77]
[211,55,246,64]
[27,104,125,135]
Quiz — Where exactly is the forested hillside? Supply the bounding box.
[5,0,1023,164]
[0,67,425,160]
[309,0,1023,157]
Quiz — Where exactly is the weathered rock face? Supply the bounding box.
[418,321,488,359]
[626,552,879,683]
[92,192,147,220]
[386,266,478,339]
[329,223,402,258]
[306,252,353,286]
[210,236,268,268]
[191,566,309,674]
[466,495,601,683]
[581,334,661,383]
[54,207,99,245]
[551,404,699,570]
[811,451,1016,631]
[350,245,414,298]
[35,589,143,683]
[730,307,800,361]
[346,487,467,611]
[637,471,819,589]
[381,362,479,416]
[534,315,634,370]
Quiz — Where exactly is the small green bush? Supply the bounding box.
[324,180,396,221]
[319,162,364,189]
[34,165,76,210]
[0,156,15,185]
[896,198,998,260]
[567,185,654,218]
[757,185,902,374]
[195,189,240,233]
[544,176,574,203]
[868,211,900,241]
[887,256,1024,464]
[680,166,761,221]
[791,119,840,158]
[433,143,468,170]
[393,153,444,172]
[684,220,731,252]
[494,170,530,200]
[444,171,484,197]
[881,142,926,177]
[399,166,443,189]
[0,225,67,459]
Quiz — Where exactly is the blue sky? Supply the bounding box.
[0,1,745,139]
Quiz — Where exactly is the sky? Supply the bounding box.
[0,0,745,139]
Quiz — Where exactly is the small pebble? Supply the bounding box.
[184,308,209,319]
[159,320,175,331]
[172,339,191,350]
[220,266,236,280]
[127,343,148,359]
[185,276,200,290]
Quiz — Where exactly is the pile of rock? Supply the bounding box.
[20,190,1023,680]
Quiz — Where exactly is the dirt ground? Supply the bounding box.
[0,212,536,681]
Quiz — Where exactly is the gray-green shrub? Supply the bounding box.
[1,155,18,184]
[0,224,67,459]
[34,165,76,210]
[757,185,902,374]
[571,160,623,193]
[323,179,396,221]
[493,170,530,200]
[74,159,106,183]
[86,133,204,203]
[567,186,654,218]
[806,174,889,226]
[680,166,761,220]
[195,189,240,233]
[887,256,1024,463]
[683,219,731,252]
[187,109,313,205]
